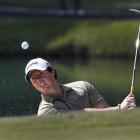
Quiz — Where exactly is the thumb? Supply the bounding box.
[127,93,134,97]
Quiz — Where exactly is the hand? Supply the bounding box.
[120,94,136,110]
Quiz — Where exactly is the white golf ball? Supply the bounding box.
[21,41,29,50]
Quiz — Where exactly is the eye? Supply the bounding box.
[31,76,37,81]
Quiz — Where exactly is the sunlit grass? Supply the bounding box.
[0,109,140,140]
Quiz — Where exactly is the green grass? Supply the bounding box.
[0,18,140,57]
[0,110,140,140]
[47,20,140,57]
[84,0,140,10]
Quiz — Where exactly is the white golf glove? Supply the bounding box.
[119,94,136,110]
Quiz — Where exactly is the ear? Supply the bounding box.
[50,68,56,77]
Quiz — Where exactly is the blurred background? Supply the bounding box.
[0,0,140,116]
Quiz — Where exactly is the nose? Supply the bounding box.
[36,78,46,87]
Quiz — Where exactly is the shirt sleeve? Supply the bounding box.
[37,99,70,116]
[37,100,58,116]
[83,81,106,107]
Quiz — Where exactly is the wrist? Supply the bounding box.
[117,104,121,110]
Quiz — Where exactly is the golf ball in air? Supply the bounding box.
[21,41,29,50]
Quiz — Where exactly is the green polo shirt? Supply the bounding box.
[37,81,106,116]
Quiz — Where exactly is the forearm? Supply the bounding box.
[84,106,120,112]
[84,93,136,112]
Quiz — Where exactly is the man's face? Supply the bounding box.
[29,69,62,97]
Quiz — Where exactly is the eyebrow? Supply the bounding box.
[28,71,40,79]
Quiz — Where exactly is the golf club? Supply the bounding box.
[130,25,140,95]
[129,9,140,14]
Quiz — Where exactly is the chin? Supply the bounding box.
[42,90,60,97]
[48,92,60,97]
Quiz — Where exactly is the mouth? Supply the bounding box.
[39,85,48,93]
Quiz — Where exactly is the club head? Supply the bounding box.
[129,9,140,14]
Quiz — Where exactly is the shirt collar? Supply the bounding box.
[60,84,72,99]
[41,84,72,101]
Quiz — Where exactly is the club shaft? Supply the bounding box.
[130,24,140,94]
[130,47,138,94]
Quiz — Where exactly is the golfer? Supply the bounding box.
[25,58,136,116]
